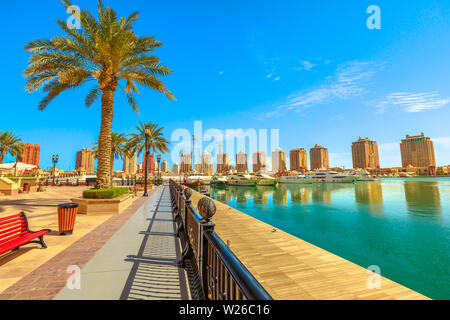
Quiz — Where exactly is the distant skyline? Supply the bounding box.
[2,0,450,170]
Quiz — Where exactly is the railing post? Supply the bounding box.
[197,197,217,300]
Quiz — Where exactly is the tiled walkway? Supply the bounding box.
[54,185,189,300]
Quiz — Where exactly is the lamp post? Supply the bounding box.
[157,154,161,185]
[52,154,59,183]
[143,128,150,197]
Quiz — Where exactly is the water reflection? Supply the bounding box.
[211,181,443,217]
[279,184,310,203]
[403,181,441,216]
[354,181,384,214]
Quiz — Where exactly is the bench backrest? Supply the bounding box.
[0,212,29,246]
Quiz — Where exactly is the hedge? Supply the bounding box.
[82,187,130,199]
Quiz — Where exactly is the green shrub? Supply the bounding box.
[83,187,131,199]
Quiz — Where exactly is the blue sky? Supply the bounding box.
[1,0,450,171]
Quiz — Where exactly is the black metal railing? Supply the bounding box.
[169,179,272,300]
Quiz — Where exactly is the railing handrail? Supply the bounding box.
[169,179,272,300]
[204,229,272,300]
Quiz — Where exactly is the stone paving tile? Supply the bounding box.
[0,189,155,300]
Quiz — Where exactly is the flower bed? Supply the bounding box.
[82,187,130,199]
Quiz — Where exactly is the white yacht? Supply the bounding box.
[351,170,378,181]
[279,172,314,184]
[210,176,227,186]
[309,169,357,183]
[227,174,258,186]
[253,174,278,186]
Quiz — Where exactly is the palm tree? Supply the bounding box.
[128,121,169,175]
[0,132,24,164]
[93,132,129,185]
[23,0,175,189]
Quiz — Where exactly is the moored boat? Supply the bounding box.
[227,174,258,186]
[309,169,357,183]
[279,172,314,184]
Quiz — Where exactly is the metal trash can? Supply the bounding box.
[57,203,79,235]
[23,183,30,192]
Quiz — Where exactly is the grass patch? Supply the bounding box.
[83,187,131,199]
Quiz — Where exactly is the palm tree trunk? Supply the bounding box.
[110,151,114,187]
[95,89,114,189]
[0,150,5,164]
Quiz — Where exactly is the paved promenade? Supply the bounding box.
[55,186,188,300]
[0,187,114,294]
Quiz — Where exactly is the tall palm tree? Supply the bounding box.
[23,0,175,189]
[93,132,129,185]
[128,121,169,175]
[0,132,24,164]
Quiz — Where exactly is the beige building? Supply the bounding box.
[172,163,180,174]
[290,148,308,171]
[216,153,230,174]
[400,133,435,168]
[252,151,267,173]
[122,153,137,175]
[200,151,214,175]
[161,160,169,173]
[75,148,95,173]
[310,145,329,170]
[271,148,287,173]
[236,151,248,173]
[181,152,192,174]
[352,137,380,169]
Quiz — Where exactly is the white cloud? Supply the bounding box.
[273,77,281,81]
[371,91,450,114]
[293,60,317,71]
[257,61,379,120]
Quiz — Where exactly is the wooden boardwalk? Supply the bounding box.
[189,190,429,300]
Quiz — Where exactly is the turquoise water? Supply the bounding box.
[210,178,450,299]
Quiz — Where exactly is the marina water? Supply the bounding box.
[210,178,450,299]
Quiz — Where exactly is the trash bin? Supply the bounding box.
[57,203,79,235]
[23,183,30,192]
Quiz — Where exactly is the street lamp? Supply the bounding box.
[143,128,150,197]
[52,154,59,182]
[157,154,161,185]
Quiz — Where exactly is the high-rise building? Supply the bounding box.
[352,137,380,169]
[154,160,159,171]
[310,144,329,170]
[236,151,248,173]
[271,148,287,173]
[17,143,40,167]
[216,153,230,174]
[181,152,192,174]
[122,153,137,175]
[161,160,169,173]
[75,148,95,173]
[400,133,436,168]
[142,153,155,174]
[172,163,180,174]
[290,148,308,171]
[200,151,214,175]
[252,151,267,173]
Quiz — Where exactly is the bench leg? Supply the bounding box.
[39,236,47,249]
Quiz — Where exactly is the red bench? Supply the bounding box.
[0,212,51,256]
